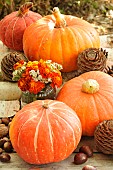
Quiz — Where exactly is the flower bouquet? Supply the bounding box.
[12,59,63,105]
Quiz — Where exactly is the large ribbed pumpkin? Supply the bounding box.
[0,2,42,51]
[57,71,113,136]
[23,7,100,72]
[9,100,82,164]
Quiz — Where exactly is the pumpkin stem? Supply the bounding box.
[43,103,49,109]
[17,2,33,17]
[82,79,99,94]
[52,7,67,28]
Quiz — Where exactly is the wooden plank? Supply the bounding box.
[1,138,113,170]
[1,152,113,170]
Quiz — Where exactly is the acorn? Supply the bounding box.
[94,119,113,154]
[1,51,28,81]
[77,48,108,75]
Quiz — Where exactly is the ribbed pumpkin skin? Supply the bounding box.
[0,11,42,51]
[23,15,100,72]
[57,71,113,136]
[9,100,82,164]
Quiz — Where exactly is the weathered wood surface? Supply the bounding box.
[1,35,113,169]
[1,137,113,170]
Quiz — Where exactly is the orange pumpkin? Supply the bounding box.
[0,2,42,51]
[9,100,82,164]
[57,71,113,136]
[23,7,100,72]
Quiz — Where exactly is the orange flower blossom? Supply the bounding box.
[12,59,63,94]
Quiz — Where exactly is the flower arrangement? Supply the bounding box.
[12,59,63,94]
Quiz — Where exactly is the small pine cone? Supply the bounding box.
[94,120,113,154]
[1,52,28,81]
[104,65,113,77]
[77,48,108,74]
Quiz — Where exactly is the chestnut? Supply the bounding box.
[1,117,10,126]
[0,139,6,147]
[79,145,93,157]
[2,137,9,142]
[0,148,3,154]
[0,153,11,162]
[82,165,97,170]
[74,152,88,165]
[3,141,13,153]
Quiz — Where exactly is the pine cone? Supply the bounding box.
[94,120,113,154]
[77,48,108,74]
[1,52,28,81]
[104,65,113,77]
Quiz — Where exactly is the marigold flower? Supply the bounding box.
[12,59,62,94]
[29,80,45,94]
[13,60,25,70]
[18,78,29,91]
[51,74,62,88]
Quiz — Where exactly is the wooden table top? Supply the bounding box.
[1,137,113,170]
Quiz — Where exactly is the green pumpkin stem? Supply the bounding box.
[17,2,33,17]
[82,79,99,94]
[52,7,67,28]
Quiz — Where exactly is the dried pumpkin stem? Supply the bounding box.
[82,79,99,94]
[43,103,49,109]
[17,2,33,17]
[52,7,67,28]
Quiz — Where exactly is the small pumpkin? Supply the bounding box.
[9,100,82,164]
[0,2,42,51]
[23,7,100,72]
[57,71,113,136]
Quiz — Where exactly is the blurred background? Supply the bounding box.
[0,0,113,35]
